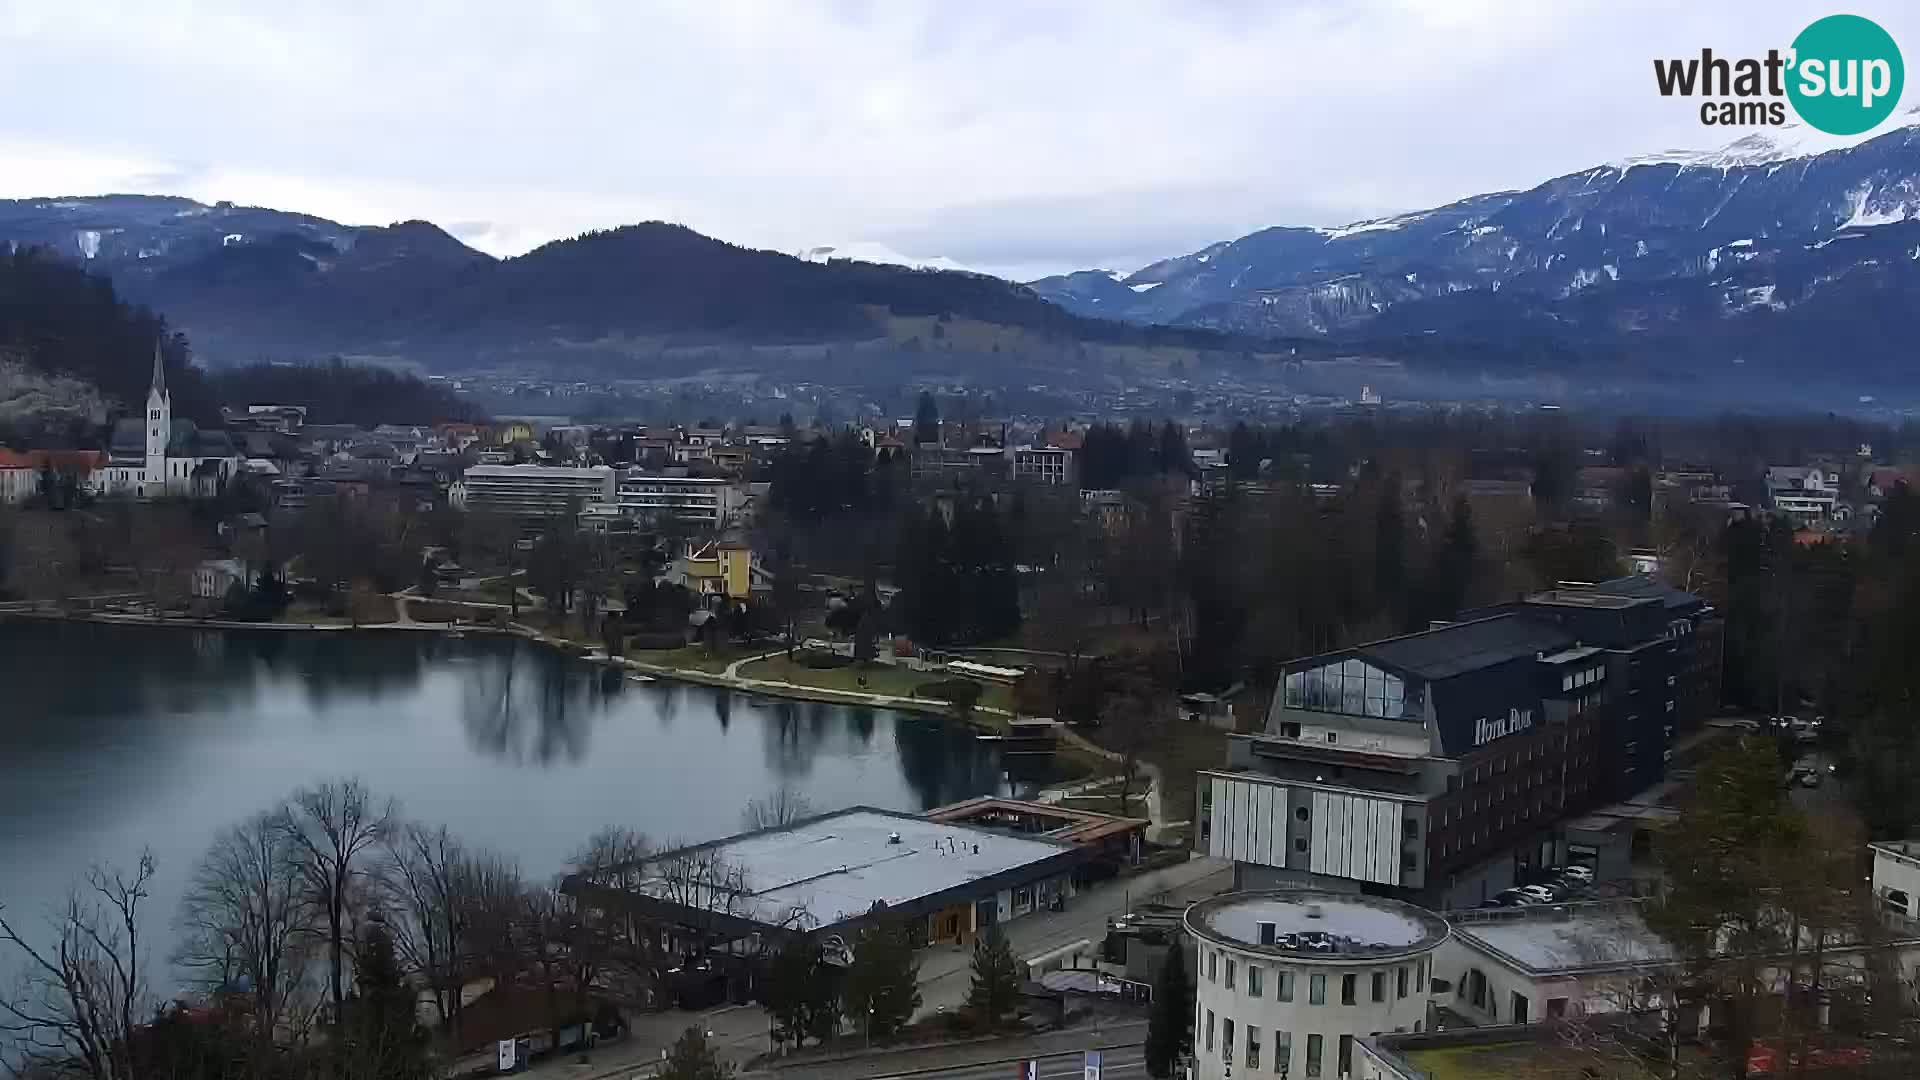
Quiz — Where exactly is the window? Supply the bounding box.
[1278,970,1295,1002]
[1295,837,1308,853]
[1326,731,1338,744]
[1295,806,1310,822]
[1246,1025,1261,1070]
[1248,965,1263,998]
[1259,921,1277,945]
[1275,1030,1292,1075]
[1013,885,1034,914]
[1339,1035,1354,1077]
[1547,997,1569,1019]
[1403,817,1418,838]
[1402,850,1417,872]
[1511,992,1530,1024]
[1372,971,1385,1003]
[1309,973,1326,1005]
[1341,974,1356,1005]
[1226,958,1236,991]
[1281,721,1301,738]
[1397,966,1409,999]
[1223,1018,1235,1063]
[1306,1033,1323,1077]
[1205,1010,1214,1052]
[1209,951,1218,982]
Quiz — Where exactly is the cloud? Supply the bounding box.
[0,1,1916,275]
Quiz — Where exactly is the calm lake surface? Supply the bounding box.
[0,621,1032,974]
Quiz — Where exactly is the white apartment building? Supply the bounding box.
[455,464,617,516]
[1011,445,1076,486]
[1764,465,1839,520]
[1187,890,1448,1080]
[616,470,745,528]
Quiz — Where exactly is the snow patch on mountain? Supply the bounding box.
[1841,181,1915,227]
[1129,282,1161,293]
[1614,108,1920,171]
[74,230,100,259]
[1319,216,1408,240]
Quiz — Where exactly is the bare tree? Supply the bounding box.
[740,787,815,831]
[175,810,310,1057]
[0,852,155,1080]
[280,779,395,1022]
[380,822,469,1032]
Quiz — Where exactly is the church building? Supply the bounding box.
[102,344,242,498]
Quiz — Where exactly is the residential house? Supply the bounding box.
[1764,465,1839,521]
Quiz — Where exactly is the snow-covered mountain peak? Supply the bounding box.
[1614,105,1920,171]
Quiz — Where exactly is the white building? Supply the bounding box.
[193,558,250,600]
[1011,445,1076,486]
[1871,840,1920,921]
[615,470,747,528]
[1764,465,1839,520]
[1186,890,1449,1080]
[454,463,618,516]
[102,346,243,498]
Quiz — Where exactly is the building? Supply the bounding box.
[0,449,108,503]
[454,463,618,517]
[1439,901,1676,1027]
[1198,576,1709,910]
[616,470,747,528]
[1870,840,1920,921]
[1765,465,1840,521]
[924,797,1147,875]
[566,807,1086,953]
[1011,444,1077,486]
[102,347,243,498]
[677,538,759,602]
[192,558,250,601]
[1185,889,1450,1080]
[1356,1021,1701,1080]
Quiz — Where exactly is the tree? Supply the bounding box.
[279,778,394,1023]
[175,810,310,1061]
[911,391,940,448]
[380,822,470,1033]
[741,786,815,831]
[965,926,1022,1029]
[343,919,430,1080]
[1144,941,1192,1078]
[841,910,920,1041]
[765,939,837,1050]
[0,852,156,1080]
[660,1025,734,1080]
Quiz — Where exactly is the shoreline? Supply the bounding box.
[2,606,1118,782]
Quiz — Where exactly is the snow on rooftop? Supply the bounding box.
[1452,905,1675,974]
[638,809,1074,930]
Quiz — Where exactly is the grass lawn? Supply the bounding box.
[626,643,762,674]
[735,657,1018,714]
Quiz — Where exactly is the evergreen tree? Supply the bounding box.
[660,1025,734,1080]
[766,939,838,1049]
[348,920,431,1080]
[1144,943,1193,1078]
[1374,479,1407,627]
[841,908,921,1041]
[965,926,1023,1029]
[912,391,941,447]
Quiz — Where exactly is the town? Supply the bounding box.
[6,335,1920,1080]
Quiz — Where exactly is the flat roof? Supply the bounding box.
[1539,645,1603,665]
[1185,890,1449,961]
[1448,902,1675,975]
[635,807,1077,930]
[1351,615,1575,681]
[925,797,1147,846]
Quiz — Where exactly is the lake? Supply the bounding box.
[0,621,1033,975]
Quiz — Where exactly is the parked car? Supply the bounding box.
[1556,865,1595,885]
[1517,884,1559,903]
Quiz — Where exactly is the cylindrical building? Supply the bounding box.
[1184,890,1449,1079]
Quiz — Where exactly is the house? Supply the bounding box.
[678,538,758,602]
[1867,465,1920,501]
[193,558,250,600]
[1764,465,1839,521]
[0,449,108,503]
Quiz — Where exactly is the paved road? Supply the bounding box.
[876,1044,1146,1079]
[759,1027,1146,1080]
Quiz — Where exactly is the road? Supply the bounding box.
[875,1044,1146,1079]
[758,1029,1146,1080]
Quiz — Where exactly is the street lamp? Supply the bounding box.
[866,1005,875,1050]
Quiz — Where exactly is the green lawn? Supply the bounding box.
[735,657,1017,714]
[626,643,761,674]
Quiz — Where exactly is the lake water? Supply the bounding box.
[0,621,1031,975]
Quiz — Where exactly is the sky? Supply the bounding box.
[1,1,1917,281]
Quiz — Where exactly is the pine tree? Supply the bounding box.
[766,940,838,1049]
[1144,943,1192,1078]
[348,920,431,1080]
[660,1025,735,1080]
[841,908,921,1041]
[912,391,941,448]
[965,926,1023,1029]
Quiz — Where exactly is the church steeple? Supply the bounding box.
[150,338,166,397]
[144,335,171,492]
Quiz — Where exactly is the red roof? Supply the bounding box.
[1044,430,1085,451]
[0,449,107,471]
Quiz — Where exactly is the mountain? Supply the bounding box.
[1029,108,1920,390]
[0,197,1265,376]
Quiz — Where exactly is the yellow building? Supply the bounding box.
[683,538,756,601]
[494,420,536,445]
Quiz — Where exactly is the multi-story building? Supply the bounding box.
[615,470,746,528]
[455,463,618,517]
[1186,890,1449,1080]
[1198,577,1709,910]
[1010,445,1077,486]
[1764,465,1840,521]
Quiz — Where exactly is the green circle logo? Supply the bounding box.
[1788,15,1904,135]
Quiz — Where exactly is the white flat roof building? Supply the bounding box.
[1185,890,1450,1080]
[625,807,1084,938]
[458,463,617,516]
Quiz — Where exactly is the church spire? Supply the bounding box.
[150,337,166,397]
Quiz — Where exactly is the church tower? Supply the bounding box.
[144,339,170,491]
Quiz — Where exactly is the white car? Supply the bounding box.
[1558,865,1594,882]
[1517,884,1559,903]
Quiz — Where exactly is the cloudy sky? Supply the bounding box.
[2,0,1915,280]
